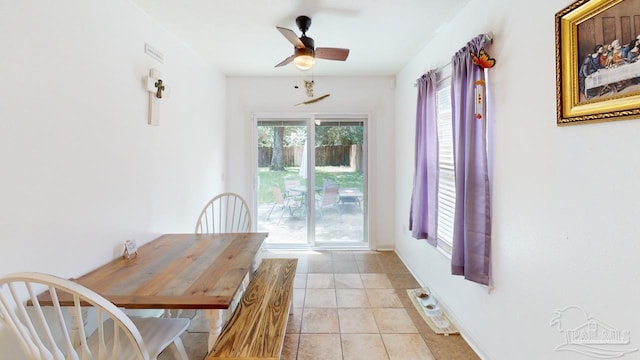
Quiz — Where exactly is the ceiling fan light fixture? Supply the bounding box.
[293,47,315,70]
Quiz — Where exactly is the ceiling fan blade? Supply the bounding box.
[275,55,295,67]
[315,47,350,61]
[276,26,305,48]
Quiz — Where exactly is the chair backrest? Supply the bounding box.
[320,183,339,207]
[284,180,302,197]
[0,272,150,360]
[195,192,252,234]
[322,180,337,189]
[271,186,285,206]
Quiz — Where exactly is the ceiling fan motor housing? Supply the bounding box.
[299,36,315,51]
[296,15,312,34]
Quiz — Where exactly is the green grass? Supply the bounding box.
[258,166,363,204]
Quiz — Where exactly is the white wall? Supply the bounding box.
[225,76,396,249]
[395,0,640,359]
[0,1,226,357]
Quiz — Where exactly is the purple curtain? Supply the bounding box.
[409,71,438,246]
[450,34,492,285]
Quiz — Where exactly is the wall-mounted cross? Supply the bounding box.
[145,68,167,126]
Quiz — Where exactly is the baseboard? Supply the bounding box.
[394,250,491,360]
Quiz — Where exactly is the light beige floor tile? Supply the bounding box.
[304,288,337,308]
[382,333,435,360]
[293,288,306,308]
[336,288,370,308]
[342,334,390,360]
[338,308,379,333]
[381,260,410,274]
[158,331,207,360]
[366,288,403,308]
[335,273,364,288]
[333,260,360,273]
[387,273,420,289]
[177,309,196,318]
[281,333,299,360]
[361,273,393,288]
[287,307,303,334]
[309,251,333,260]
[177,250,478,360]
[373,308,419,333]
[294,273,307,288]
[296,258,309,273]
[307,273,335,288]
[331,251,356,261]
[301,308,340,333]
[308,259,333,272]
[356,260,385,273]
[297,334,343,360]
[187,309,209,332]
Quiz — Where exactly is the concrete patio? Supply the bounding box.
[256,200,366,246]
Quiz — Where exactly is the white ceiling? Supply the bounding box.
[130,0,470,77]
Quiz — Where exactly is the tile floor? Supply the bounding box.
[161,250,479,360]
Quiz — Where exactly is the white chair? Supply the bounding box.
[0,272,189,360]
[193,192,254,320]
[195,192,252,234]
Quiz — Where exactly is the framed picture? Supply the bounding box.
[123,239,138,259]
[556,0,640,125]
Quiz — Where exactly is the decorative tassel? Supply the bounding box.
[475,80,485,120]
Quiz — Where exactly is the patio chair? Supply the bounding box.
[0,272,189,360]
[284,179,303,202]
[316,181,340,218]
[267,186,300,224]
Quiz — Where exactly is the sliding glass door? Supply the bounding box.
[255,114,367,248]
[256,119,309,246]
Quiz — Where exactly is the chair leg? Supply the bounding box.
[266,203,277,220]
[163,309,183,318]
[277,206,285,225]
[168,337,189,360]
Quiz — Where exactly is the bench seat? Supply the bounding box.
[206,258,298,360]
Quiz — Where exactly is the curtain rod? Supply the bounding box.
[414,32,493,87]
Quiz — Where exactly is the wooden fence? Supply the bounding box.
[259,145,362,171]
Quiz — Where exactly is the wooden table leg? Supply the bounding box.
[205,271,253,351]
[205,309,226,351]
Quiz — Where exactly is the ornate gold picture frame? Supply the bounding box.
[556,0,640,125]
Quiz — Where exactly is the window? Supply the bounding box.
[435,68,455,254]
[410,35,492,284]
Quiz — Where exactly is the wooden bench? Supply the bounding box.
[206,258,298,360]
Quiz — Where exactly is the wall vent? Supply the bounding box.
[144,43,164,63]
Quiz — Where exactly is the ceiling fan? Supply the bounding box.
[275,15,350,70]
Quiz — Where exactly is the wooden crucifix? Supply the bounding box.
[145,68,167,126]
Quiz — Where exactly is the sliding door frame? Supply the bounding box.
[252,112,370,249]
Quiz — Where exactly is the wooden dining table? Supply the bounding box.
[37,232,267,350]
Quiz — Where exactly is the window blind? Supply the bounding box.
[436,85,455,253]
